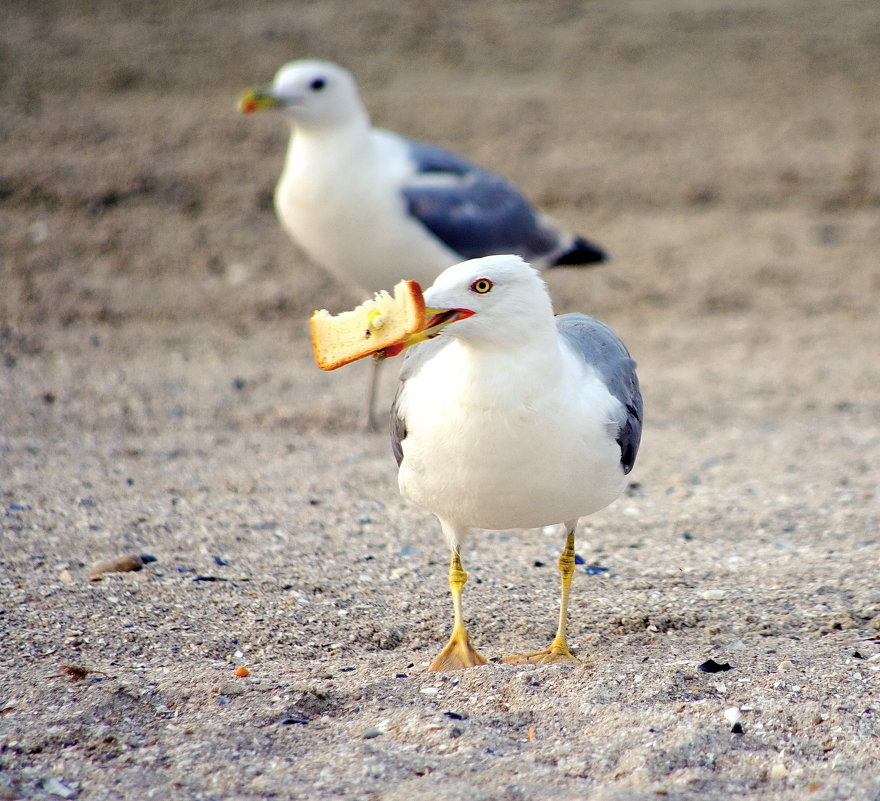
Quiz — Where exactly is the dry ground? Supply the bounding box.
[1,1,879,799]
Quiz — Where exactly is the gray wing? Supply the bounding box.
[556,313,643,474]
[390,336,451,467]
[401,141,605,266]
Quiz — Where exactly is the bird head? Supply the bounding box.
[239,60,365,128]
[397,255,554,351]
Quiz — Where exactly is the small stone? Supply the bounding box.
[88,554,149,580]
[769,762,788,779]
[59,569,74,584]
[778,660,794,671]
[420,687,440,696]
[731,722,744,734]
[723,707,741,725]
[28,220,50,245]
[699,658,733,673]
[701,588,726,600]
[59,665,92,682]
[362,728,382,739]
[42,777,75,798]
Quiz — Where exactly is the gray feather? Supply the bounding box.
[556,313,643,474]
[402,141,574,263]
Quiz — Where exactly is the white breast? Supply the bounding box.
[397,337,627,532]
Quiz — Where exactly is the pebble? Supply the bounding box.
[88,553,156,581]
[42,777,75,799]
[420,687,440,696]
[701,589,726,600]
[769,762,788,779]
[698,658,733,673]
[778,660,794,671]
[28,220,49,244]
[723,707,741,725]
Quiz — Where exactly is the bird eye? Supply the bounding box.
[470,278,493,294]
[310,78,326,91]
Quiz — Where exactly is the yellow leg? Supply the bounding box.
[428,549,488,671]
[504,526,579,665]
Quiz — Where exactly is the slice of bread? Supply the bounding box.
[310,280,425,370]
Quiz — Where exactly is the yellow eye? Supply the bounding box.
[470,278,493,294]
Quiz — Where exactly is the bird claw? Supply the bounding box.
[428,630,488,671]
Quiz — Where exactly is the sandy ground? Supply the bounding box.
[2,1,879,799]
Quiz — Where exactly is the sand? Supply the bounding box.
[1,1,879,799]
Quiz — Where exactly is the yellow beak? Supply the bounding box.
[239,88,279,114]
[380,307,474,360]
[404,307,475,347]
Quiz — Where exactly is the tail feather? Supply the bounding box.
[551,236,607,267]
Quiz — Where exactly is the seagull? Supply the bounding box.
[391,255,642,671]
[240,60,608,426]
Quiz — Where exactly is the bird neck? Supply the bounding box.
[283,115,369,177]
[287,104,371,145]
[452,322,564,389]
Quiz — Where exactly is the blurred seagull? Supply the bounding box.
[240,60,607,426]
[391,255,642,671]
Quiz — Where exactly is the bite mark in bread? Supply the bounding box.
[310,280,425,370]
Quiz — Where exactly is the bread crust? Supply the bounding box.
[310,280,425,370]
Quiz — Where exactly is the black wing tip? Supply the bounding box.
[551,236,608,267]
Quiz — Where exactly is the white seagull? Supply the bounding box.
[391,255,642,671]
[240,60,607,426]
[240,59,606,292]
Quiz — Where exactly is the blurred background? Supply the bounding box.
[3,0,878,334]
